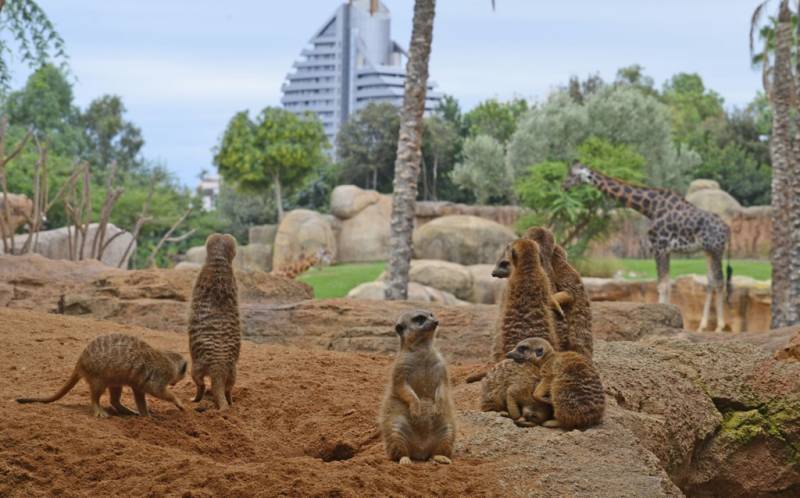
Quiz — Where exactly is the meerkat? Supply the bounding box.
[380,310,456,465]
[16,333,186,418]
[480,338,552,427]
[188,233,242,411]
[491,239,561,363]
[523,227,593,358]
[527,337,605,430]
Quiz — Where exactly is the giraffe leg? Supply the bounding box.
[655,252,671,305]
[708,251,727,332]
[698,253,714,332]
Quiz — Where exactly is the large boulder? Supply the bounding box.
[346,280,465,305]
[337,193,392,263]
[412,215,515,265]
[467,264,506,304]
[685,180,742,221]
[407,259,473,300]
[248,224,277,246]
[273,209,336,269]
[3,223,135,268]
[330,185,381,219]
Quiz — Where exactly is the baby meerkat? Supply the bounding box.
[528,337,605,430]
[17,333,187,418]
[380,310,456,465]
[480,338,552,427]
[189,233,242,411]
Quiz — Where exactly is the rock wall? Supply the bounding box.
[585,275,772,332]
[0,193,34,235]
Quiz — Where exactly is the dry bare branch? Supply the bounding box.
[146,207,193,269]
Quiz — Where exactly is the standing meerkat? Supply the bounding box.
[380,310,456,465]
[189,233,241,411]
[523,227,593,358]
[17,333,187,418]
[491,239,561,363]
[528,337,605,430]
[480,338,552,426]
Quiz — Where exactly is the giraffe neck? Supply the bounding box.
[585,169,665,218]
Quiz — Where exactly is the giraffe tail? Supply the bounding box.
[725,240,733,305]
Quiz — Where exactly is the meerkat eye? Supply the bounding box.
[395,323,405,335]
[413,315,426,325]
[518,345,529,353]
[535,348,544,358]
[499,260,509,268]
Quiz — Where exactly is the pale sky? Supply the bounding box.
[11,1,764,186]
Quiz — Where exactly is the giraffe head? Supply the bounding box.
[562,162,592,190]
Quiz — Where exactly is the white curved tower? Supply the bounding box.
[281,0,442,149]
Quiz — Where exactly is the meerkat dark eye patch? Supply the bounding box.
[413,315,426,325]
[535,347,544,358]
[395,323,405,335]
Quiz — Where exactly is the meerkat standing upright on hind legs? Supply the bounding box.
[188,233,242,411]
[380,310,456,465]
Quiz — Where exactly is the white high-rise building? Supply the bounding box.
[281,0,442,147]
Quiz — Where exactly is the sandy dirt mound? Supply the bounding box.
[1,309,682,497]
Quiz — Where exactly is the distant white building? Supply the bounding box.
[281,0,443,147]
[198,174,221,211]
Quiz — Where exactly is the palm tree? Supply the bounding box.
[752,0,799,327]
[384,0,437,299]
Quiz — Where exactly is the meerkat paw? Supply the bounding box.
[399,456,413,465]
[409,401,422,418]
[92,407,110,418]
[431,455,452,465]
[498,411,510,418]
[514,417,536,428]
[113,405,137,416]
[542,419,561,428]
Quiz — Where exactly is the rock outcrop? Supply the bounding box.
[346,280,465,306]
[330,185,392,263]
[273,209,337,269]
[0,192,34,235]
[248,224,277,246]
[182,242,273,272]
[412,215,514,265]
[1,223,135,268]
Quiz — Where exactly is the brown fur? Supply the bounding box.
[188,233,242,411]
[523,227,593,358]
[480,338,552,426]
[528,338,605,430]
[17,334,187,418]
[380,310,456,465]
[492,239,559,363]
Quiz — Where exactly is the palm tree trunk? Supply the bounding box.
[385,0,436,300]
[273,174,284,222]
[769,0,795,327]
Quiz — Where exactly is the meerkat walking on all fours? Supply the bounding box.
[491,238,562,363]
[527,337,605,430]
[481,338,553,427]
[17,334,187,418]
[380,310,457,465]
[188,233,242,411]
[522,227,593,358]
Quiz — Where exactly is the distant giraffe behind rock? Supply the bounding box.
[272,248,331,279]
[563,162,732,332]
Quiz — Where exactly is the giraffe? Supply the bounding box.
[562,162,732,332]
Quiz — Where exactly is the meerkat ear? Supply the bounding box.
[179,360,187,376]
[510,248,518,266]
[395,323,405,335]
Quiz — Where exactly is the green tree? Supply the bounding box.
[214,183,276,244]
[515,137,645,257]
[80,95,145,174]
[5,64,78,135]
[214,107,327,221]
[336,102,400,191]
[613,64,658,98]
[0,0,67,88]
[437,94,463,133]
[451,134,512,204]
[508,85,699,191]
[421,114,460,200]
[661,72,726,150]
[462,97,528,144]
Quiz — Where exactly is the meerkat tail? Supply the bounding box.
[465,370,488,384]
[17,369,81,404]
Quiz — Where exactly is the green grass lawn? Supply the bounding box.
[296,258,771,299]
[616,258,771,281]
[297,261,386,299]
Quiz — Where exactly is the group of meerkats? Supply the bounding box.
[379,227,605,465]
[16,227,605,467]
